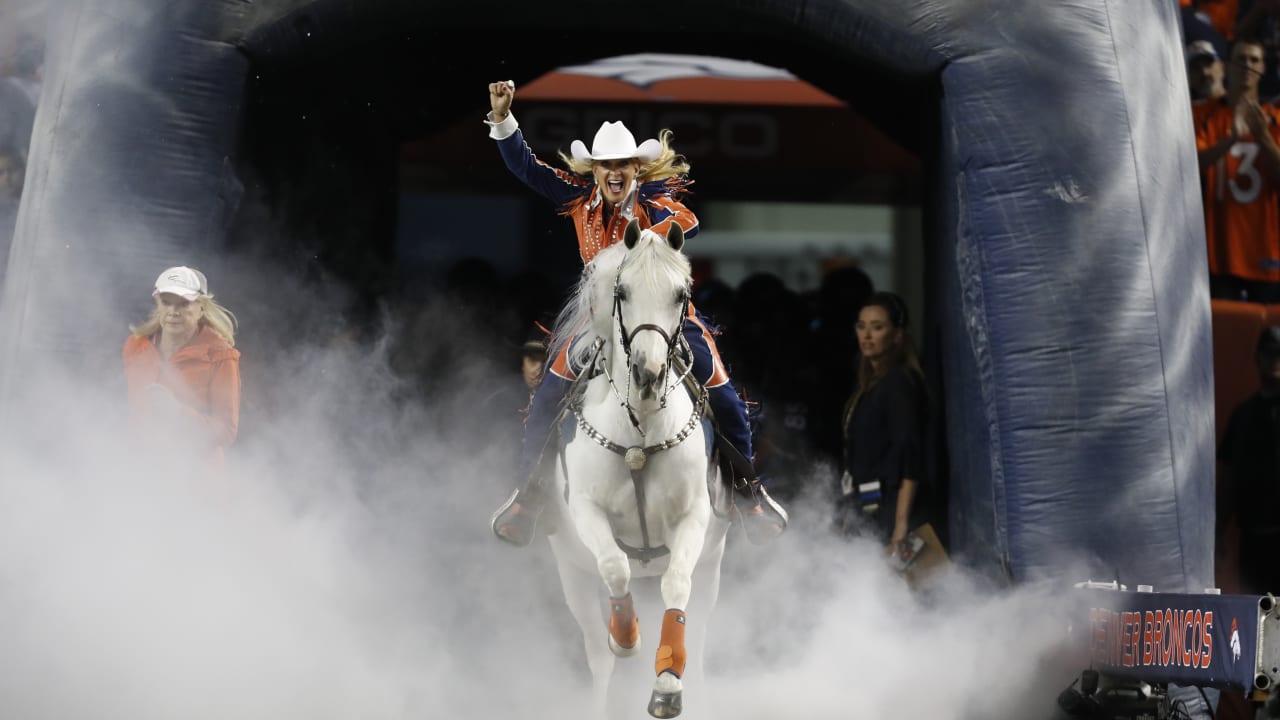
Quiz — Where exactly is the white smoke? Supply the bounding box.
[0,262,1094,720]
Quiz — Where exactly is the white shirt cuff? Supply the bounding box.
[485,111,518,140]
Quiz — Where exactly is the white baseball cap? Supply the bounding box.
[153,266,208,301]
[1186,40,1219,64]
[570,121,662,163]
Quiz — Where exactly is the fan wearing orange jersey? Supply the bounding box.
[1196,38,1280,301]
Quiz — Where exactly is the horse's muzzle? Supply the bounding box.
[631,360,664,400]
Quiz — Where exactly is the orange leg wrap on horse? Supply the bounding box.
[609,593,639,650]
[654,609,687,677]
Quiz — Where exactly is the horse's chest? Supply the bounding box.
[587,478,640,512]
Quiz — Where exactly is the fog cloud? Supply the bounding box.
[0,255,1089,719]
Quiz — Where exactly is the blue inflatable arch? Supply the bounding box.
[0,0,1213,591]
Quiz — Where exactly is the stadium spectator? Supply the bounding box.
[476,324,552,490]
[805,265,875,473]
[122,266,241,471]
[1217,324,1280,598]
[1194,37,1280,302]
[835,291,932,560]
[1236,0,1280,100]
[1188,40,1227,103]
[519,329,548,393]
[1184,0,1240,42]
[731,273,821,504]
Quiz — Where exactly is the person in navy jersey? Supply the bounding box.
[483,79,786,549]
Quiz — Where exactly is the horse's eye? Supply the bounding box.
[614,286,628,302]
[675,288,689,304]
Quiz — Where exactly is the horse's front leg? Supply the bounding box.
[648,501,711,719]
[567,496,640,656]
[549,539,616,716]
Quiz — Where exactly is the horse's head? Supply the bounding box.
[613,219,691,402]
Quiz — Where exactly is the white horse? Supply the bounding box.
[543,219,732,719]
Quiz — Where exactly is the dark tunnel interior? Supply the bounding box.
[220,9,950,529]
[229,5,944,320]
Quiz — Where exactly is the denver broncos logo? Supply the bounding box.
[1231,617,1241,662]
[551,54,798,89]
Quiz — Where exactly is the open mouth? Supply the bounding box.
[607,179,624,194]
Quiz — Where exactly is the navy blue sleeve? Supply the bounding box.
[496,130,589,210]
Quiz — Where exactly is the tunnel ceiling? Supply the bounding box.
[225,0,945,302]
[237,2,942,169]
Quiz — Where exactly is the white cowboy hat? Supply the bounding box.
[570,121,662,163]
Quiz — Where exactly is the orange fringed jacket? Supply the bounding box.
[494,124,700,264]
[122,325,241,463]
[495,124,730,385]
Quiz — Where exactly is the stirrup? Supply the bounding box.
[491,488,539,547]
[738,486,788,545]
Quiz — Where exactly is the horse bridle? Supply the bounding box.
[609,267,693,419]
[614,285,685,362]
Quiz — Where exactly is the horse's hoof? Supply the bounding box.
[647,688,682,718]
[608,633,640,657]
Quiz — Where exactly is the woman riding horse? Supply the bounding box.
[547,220,731,719]
[484,78,786,548]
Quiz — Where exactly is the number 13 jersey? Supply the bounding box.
[1195,98,1280,283]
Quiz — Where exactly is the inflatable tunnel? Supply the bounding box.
[0,0,1214,591]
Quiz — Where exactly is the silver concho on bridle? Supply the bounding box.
[625,446,647,471]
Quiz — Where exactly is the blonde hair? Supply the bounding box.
[131,294,238,347]
[557,129,691,181]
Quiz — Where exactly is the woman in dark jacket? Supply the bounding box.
[838,291,930,556]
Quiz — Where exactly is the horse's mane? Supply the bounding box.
[547,229,692,372]
[547,242,625,368]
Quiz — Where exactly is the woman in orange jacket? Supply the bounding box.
[122,266,240,467]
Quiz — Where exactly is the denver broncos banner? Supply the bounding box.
[1077,588,1265,692]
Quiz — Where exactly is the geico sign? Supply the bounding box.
[522,106,779,159]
